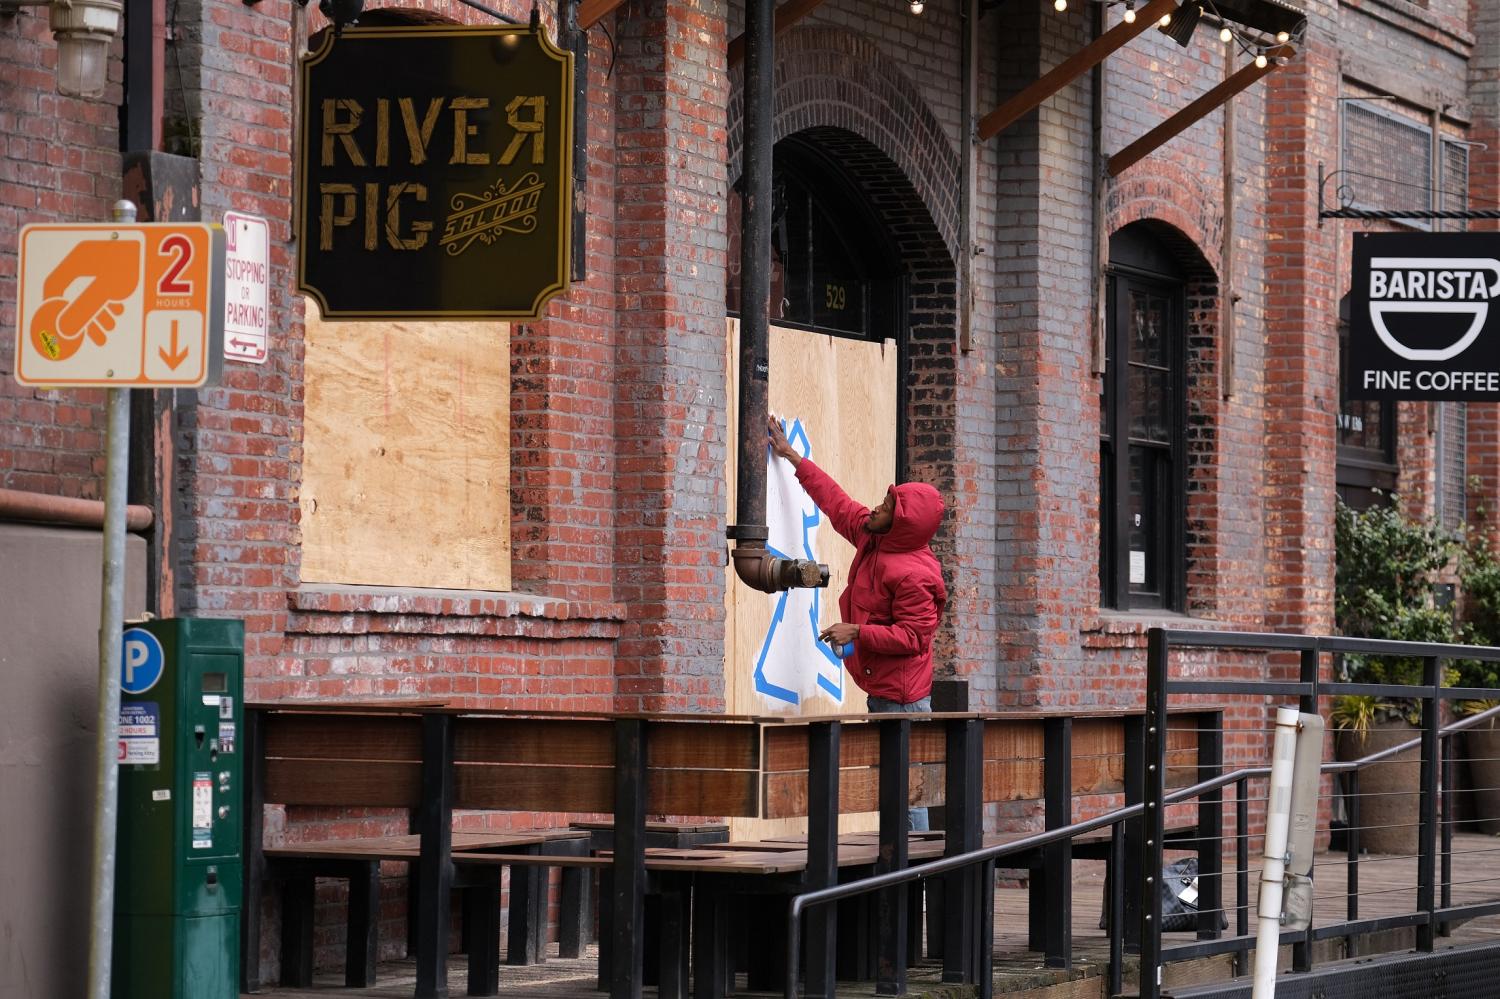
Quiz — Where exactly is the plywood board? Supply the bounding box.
[724,319,898,837]
[300,301,511,590]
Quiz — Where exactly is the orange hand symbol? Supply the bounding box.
[29,239,141,361]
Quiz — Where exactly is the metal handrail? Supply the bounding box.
[780,690,1500,999]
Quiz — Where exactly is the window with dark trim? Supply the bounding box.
[1336,296,1397,511]
[1100,226,1186,611]
[726,146,899,343]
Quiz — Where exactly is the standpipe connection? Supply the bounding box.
[725,0,828,596]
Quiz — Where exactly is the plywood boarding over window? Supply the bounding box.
[724,319,898,836]
[300,302,511,591]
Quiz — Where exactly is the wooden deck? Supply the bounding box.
[247,833,1500,999]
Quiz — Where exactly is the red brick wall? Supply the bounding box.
[0,12,121,499]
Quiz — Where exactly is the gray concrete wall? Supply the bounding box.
[0,524,145,999]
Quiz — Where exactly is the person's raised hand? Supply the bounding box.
[767,414,801,465]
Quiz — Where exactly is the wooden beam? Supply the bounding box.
[727,0,827,69]
[1107,45,1294,177]
[579,0,626,29]
[977,0,1176,142]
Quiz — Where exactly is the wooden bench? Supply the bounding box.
[262,830,593,991]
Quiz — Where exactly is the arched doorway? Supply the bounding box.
[723,129,950,724]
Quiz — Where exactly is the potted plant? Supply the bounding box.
[1332,498,1459,854]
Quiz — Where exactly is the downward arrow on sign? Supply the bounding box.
[159,320,189,369]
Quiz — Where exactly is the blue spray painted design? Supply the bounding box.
[751,417,845,705]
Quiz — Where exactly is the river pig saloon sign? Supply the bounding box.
[297,25,573,319]
[1347,232,1500,400]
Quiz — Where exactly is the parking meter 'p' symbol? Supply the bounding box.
[121,628,165,695]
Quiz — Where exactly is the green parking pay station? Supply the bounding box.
[113,617,244,999]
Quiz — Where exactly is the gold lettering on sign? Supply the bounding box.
[321,99,366,166]
[500,97,546,165]
[400,98,445,165]
[440,173,544,255]
[319,183,358,249]
[450,98,491,166]
[385,183,432,250]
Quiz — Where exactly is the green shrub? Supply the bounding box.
[1333,497,1460,727]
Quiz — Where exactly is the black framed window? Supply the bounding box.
[1100,226,1186,611]
[726,147,898,343]
[1336,296,1397,511]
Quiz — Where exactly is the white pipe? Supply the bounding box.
[1252,706,1302,999]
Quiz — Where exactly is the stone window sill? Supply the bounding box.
[1081,609,1236,640]
[290,584,627,624]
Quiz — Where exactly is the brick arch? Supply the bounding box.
[1106,163,1223,279]
[728,24,961,259]
[727,27,962,660]
[1104,201,1230,620]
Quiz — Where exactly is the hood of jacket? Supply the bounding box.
[879,481,944,553]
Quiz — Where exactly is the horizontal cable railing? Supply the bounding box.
[781,629,1500,999]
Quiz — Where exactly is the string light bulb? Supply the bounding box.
[1054,0,1067,11]
[1255,53,1268,68]
[1276,30,1289,42]
[1122,1,1136,22]
[909,0,923,13]
[1219,26,1231,42]
[1159,12,1171,26]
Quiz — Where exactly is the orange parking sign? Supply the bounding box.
[13,223,225,387]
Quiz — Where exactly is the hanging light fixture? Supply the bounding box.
[0,0,123,97]
[1157,1,1201,46]
[1122,0,1136,22]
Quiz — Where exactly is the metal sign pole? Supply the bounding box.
[87,198,139,999]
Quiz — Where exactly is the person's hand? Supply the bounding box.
[767,414,801,465]
[819,622,859,646]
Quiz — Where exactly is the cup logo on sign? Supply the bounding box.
[1368,256,1500,362]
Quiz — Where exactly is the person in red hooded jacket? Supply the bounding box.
[768,415,947,827]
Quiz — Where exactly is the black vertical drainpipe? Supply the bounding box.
[733,0,774,547]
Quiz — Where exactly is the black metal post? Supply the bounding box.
[1139,628,1169,999]
[1347,770,1360,921]
[733,0,774,537]
[807,721,841,998]
[613,719,649,999]
[876,718,910,996]
[1123,713,1145,954]
[1441,732,1454,936]
[416,713,455,999]
[1293,646,1319,972]
[1109,822,1125,997]
[1041,716,1072,968]
[1236,777,1249,976]
[1417,656,1440,952]
[944,718,982,984]
[979,859,995,999]
[240,707,266,993]
[1196,711,1223,941]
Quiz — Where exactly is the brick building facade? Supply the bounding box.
[3,0,1499,984]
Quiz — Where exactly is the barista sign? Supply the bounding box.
[1347,232,1500,400]
[297,24,573,319]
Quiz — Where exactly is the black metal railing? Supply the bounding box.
[781,629,1500,999]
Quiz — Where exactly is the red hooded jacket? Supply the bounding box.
[794,459,947,704]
